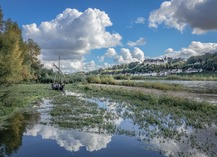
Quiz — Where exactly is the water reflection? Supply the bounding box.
[70,93,217,157]
[0,112,40,157]
[25,124,112,152]
[1,90,216,157]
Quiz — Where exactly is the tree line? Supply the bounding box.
[0,8,42,84]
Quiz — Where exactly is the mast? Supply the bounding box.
[58,56,60,82]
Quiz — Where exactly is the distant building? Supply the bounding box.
[143,56,168,65]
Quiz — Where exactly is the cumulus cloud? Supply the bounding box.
[149,0,217,34]
[127,38,146,47]
[165,41,217,58]
[105,47,145,64]
[105,48,117,57]
[43,58,97,73]
[23,8,122,72]
[135,17,145,24]
[25,124,112,152]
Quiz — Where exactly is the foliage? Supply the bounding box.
[186,53,217,71]
[0,112,39,156]
[87,53,217,76]
[0,8,41,84]
[86,75,115,84]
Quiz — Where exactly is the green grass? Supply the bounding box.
[85,75,188,91]
[117,80,186,91]
[113,72,217,81]
[49,95,115,132]
[68,83,217,130]
[166,74,217,81]
[67,83,217,156]
[0,84,59,125]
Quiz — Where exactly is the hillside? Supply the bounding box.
[87,53,217,75]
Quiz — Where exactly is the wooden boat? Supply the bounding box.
[51,56,65,90]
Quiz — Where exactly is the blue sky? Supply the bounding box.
[1,0,217,73]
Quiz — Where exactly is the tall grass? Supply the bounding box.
[84,75,187,91]
[166,74,217,81]
[117,80,185,91]
[113,73,217,81]
[86,75,115,84]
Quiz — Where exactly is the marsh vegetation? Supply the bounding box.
[0,83,217,157]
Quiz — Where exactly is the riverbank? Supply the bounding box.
[90,84,217,105]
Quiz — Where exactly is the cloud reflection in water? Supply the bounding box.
[24,124,112,152]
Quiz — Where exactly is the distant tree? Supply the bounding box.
[23,38,42,80]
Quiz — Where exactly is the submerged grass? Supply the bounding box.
[50,95,115,132]
[67,83,217,129]
[66,83,217,156]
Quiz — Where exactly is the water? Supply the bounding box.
[1,91,217,157]
[0,96,163,157]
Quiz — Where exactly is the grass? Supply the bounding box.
[117,80,186,91]
[85,75,188,91]
[68,83,217,129]
[67,83,217,156]
[1,83,216,156]
[113,72,217,81]
[166,74,217,81]
[49,95,115,133]
[0,84,59,126]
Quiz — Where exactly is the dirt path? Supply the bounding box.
[92,84,217,105]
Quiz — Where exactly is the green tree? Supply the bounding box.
[0,8,42,84]
[22,38,42,81]
[0,20,23,84]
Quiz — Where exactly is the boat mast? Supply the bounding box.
[58,56,60,82]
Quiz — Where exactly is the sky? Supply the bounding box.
[1,0,217,73]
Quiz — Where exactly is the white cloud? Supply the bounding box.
[165,41,217,58]
[105,47,145,64]
[43,58,97,73]
[105,48,117,57]
[135,17,145,24]
[127,38,146,47]
[23,8,122,73]
[132,47,145,61]
[25,124,112,152]
[149,0,217,34]
[83,60,97,71]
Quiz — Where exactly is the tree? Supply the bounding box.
[0,20,23,84]
[0,8,42,84]
[22,39,42,81]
